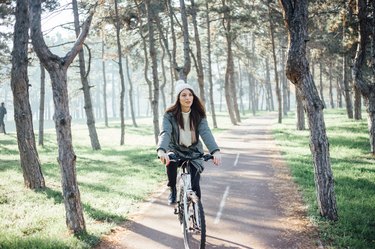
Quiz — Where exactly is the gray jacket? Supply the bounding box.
[157,112,220,172]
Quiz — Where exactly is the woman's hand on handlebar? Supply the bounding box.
[212,151,221,166]
[157,150,170,166]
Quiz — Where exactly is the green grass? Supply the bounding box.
[273,109,375,249]
[0,120,165,249]
[0,112,235,249]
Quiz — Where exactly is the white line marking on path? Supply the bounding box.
[214,186,230,224]
[234,152,240,166]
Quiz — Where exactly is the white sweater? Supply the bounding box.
[179,111,195,147]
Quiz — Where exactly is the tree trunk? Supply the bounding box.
[11,0,45,189]
[222,0,241,125]
[146,0,160,144]
[328,63,334,108]
[351,0,375,154]
[265,58,274,111]
[343,55,354,118]
[101,35,108,127]
[354,84,362,120]
[268,1,282,123]
[125,55,138,127]
[72,0,100,150]
[280,0,338,221]
[154,9,174,105]
[281,47,289,115]
[29,0,94,233]
[205,1,217,128]
[249,33,257,116]
[336,76,343,108]
[319,62,326,108]
[159,36,167,111]
[238,60,245,116]
[295,86,305,130]
[166,0,178,99]
[179,0,191,80]
[191,0,205,104]
[38,63,45,146]
[114,0,126,145]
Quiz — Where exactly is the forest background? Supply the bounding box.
[0,0,374,248]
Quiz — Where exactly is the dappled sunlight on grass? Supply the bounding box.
[0,122,165,248]
[273,109,375,248]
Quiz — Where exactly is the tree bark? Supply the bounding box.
[279,0,338,221]
[191,0,205,104]
[179,0,191,80]
[265,58,274,111]
[319,62,326,108]
[343,55,353,118]
[38,63,45,146]
[29,0,94,233]
[328,63,334,108]
[351,0,375,154]
[354,84,362,120]
[145,0,160,144]
[125,55,138,127]
[281,47,289,115]
[336,76,343,108]
[114,0,126,145]
[159,36,167,111]
[268,1,282,123]
[101,34,108,127]
[72,0,100,150]
[166,0,178,100]
[295,86,305,130]
[222,0,238,125]
[11,0,45,189]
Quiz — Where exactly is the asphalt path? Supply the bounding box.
[97,114,319,249]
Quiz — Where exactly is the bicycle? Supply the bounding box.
[168,152,213,249]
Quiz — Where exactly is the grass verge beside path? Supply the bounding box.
[273,109,375,249]
[0,113,233,249]
[0,122,164,249]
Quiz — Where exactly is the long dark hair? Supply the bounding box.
[165,89,206,130]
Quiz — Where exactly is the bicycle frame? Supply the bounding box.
[179,162,200,228]
[168,153,211,249]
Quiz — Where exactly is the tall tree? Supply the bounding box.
[351,0,375,154]
[101,32,108,127]
[114,0,126,145]
[145,0,160,144]
[11,0,45,190]
[295,87,305,130]
[178,0,191,80]
[125,55,138,127]
[72,0,101,150]
[342,5,354,119]
[279,0,338,221]
[222,0,237,125]
[267,0,282,123]
[38,63,45,146]
[29,0,95,233]
[191,0,205,104]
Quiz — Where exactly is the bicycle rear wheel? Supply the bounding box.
[183,198,206,249]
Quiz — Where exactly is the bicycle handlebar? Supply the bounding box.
[167,152,213,162]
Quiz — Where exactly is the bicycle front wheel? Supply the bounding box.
[183,198,206,249]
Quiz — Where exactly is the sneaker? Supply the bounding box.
[168,186,177,205]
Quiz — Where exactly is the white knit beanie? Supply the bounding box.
[175,80,194,97]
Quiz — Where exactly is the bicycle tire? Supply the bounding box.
[183,198,206,249]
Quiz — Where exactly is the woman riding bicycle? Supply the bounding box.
[157,80,221,205]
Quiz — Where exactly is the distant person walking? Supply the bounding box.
[0,102,7,134]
